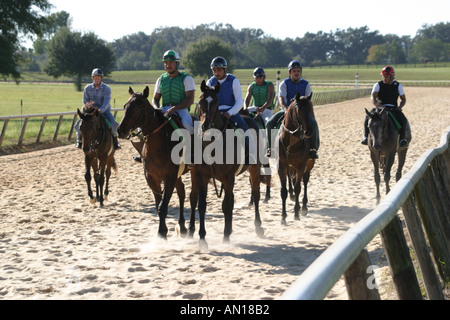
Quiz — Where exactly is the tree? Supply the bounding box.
[184,36,233,78]
[45,28,115,91]
[410,38,449,63]
[149,39,169,70]
[0,0,52,81]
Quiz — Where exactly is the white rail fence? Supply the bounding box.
[0,88,371,148]
[281,126,450,300]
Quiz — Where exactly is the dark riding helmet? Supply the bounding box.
[210,56,228,69]
[288,60,302,71]
[253,67,265,78]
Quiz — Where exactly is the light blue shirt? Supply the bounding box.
[83,82,111,114]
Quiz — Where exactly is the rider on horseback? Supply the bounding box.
[153,50,196,135]
[265,60,319,159]
[361,66,408,148]
[206,56,257,165]
[244,67,275,125]
[75,68,121,149]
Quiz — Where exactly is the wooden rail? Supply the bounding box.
[281,127,449,300]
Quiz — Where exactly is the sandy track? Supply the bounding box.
[0,87,449,300]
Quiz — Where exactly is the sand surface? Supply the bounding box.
[0,87,449,300]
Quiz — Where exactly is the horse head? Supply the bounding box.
[365,107,387,151]
[286,92,314,139]
[78,107,102,153]
[118,86,152,139]
[199,80,221,132]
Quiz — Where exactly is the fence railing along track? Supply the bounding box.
[281,127,450,300]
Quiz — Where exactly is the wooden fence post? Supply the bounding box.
[402,194,445,300]
[380,215,423,300]
[414,177,450,283]
[344,249,381,300]
[36,116,47,143]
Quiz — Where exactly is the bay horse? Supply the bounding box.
[276,92,315,224]
[117,87,197,239]
[77,106,118,207]
[193,80,266,247]
[365,106,412,204]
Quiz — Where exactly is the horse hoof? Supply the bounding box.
[90,198,96,204]
[281,219,287,226]
[263,197,270,204]
[301,209,308,217]
[294,215,300,220]
[256,227,265,238]
[199,239,208,251]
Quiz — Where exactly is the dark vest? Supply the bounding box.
[284,78,309,104]
[208,74,236,107]
[377,80,400,106]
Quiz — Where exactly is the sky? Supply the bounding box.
[44,0,449,42]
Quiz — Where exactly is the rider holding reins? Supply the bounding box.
[244,67,275,125]
[361,65,408,148]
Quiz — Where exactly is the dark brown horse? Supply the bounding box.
[117,87,196,239]
[77,106,118,207]
[192,80,266,248]
[276,92,315,224]
[365,106,412,204]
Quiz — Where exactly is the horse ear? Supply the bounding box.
[143,86,149,98]
[215,82,221,93]
[77,108,84,119]
[365,108,373,118]
[129,87,134,95]
[295,92,301,101]
[307,92,313,100]
[201,80,207,92]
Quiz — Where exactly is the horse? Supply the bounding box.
[77,106,118,207]
[192,80,267,247]
[365,106,412,204]
[276,92,315,224]
[117,86,197,239]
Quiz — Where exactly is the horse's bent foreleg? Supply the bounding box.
[396,149,408,182]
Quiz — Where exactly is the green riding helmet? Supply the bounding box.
[162,50,180,62]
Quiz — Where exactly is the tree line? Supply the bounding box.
[1,1,449,89]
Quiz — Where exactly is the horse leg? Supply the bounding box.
[97,161,106,207]
[384,153,396,195]
[197,174,209,249]
[396,148,408,182]
[175,177,187,237]
[249,164,263,237]
[222,181,235,243]
[302,160,315,216]
[288,175,295,201]
[278,164,288,225]
[104,159,112,202]
[293,172,301,220]
[371,152,381,204]
[84,156,95,203]
[188,170,199,238]
[264,173,271,203]
[157,178,176,239]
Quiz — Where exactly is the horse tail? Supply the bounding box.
[111,157,119,175]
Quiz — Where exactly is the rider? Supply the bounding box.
[152,50,195,135]
[265,60,319,159]
[206,56,256,164]
[361,65,408,148]
[244,67,275,125]
[75,68,121,149]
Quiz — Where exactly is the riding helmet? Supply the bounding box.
[210,56,228,69]
[253,67,265,78]
[91,68,103,77]
[162,50,180,62]
[381,66,395,76]
[288,60,302,71]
